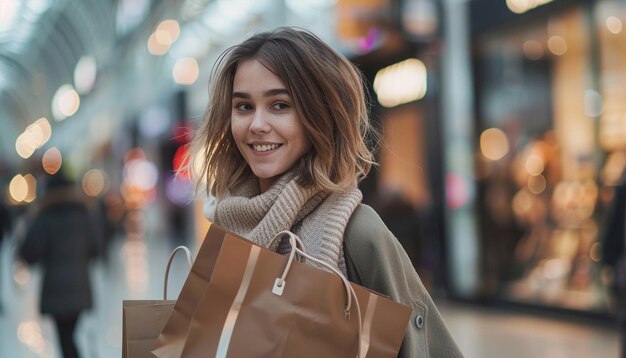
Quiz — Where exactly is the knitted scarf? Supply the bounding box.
[213,173,362,274]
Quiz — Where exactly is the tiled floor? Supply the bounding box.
[0,222,621,357]
[441,302,620,358]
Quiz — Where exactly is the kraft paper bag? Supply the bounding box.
[122,246,192,358]
[122,300,175,358]
[152,223,228,357]
[163,226,411,358]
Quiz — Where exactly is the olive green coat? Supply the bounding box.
[344,204,464,358]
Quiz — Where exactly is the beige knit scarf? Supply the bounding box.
[214,173,362,274]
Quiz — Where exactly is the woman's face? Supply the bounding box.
[231,59,312,192]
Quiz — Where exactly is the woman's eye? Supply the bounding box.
[272,103,288,110]
[235,103,252,111]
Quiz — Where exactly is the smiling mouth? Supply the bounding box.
[251,144,281,152]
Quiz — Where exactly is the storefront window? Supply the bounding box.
[473,4,613,313]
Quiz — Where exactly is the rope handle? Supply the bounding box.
[271,231,364,358]
[163,246,193,300]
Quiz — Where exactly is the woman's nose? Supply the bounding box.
[249,110,271,133]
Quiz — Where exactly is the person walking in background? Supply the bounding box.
[0,195,11,313]
[601,169,626,358]
[188,27,462,357]
[19,171,102,358]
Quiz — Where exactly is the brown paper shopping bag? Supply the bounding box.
[164,227,412,357]
[152,223,228,357]
[122,246,193,358]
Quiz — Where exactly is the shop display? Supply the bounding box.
[472,4,623,314]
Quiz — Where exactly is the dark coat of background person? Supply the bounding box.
[600,174,626,358]
[0,198,11,313]
[601,178,626,272]
[19,173,102,357]
[0,199,10,244]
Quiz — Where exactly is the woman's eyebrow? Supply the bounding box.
[232,91,250,99]
[263,88,289,97]
[232,89,289,99]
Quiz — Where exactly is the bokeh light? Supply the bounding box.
[9,174,28,202]
[446,173,469,210]
[528,174,547,194]
[601,151,626,186]
[512,189,533,217]
[173,57,199,85]
[374,58,427,107]
[124,158,158,190]
[590,242,601,262]
[82,169,108,197]
[522,40,544,60]
[480,128,509,161]
[165,176,193,206]
[525,154,545,175]
[74,55,97,94]
[606,16,623,34]
[15,117,52,159]
[155,19,180,46]
[506,0,553,14]
[17,321,44,353]
[52,84,80,121]
[42,147,62,174]
[15,133,37,159]
[29,118,52,147]
[147,32,170,55]
[547,35,567,56]
[23,174,37,203]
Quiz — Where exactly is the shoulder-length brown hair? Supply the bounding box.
[189,27,377,197]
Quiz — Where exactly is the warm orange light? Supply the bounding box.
[373,58,427,107]
[82,169,108,197]
[52,85,80,121]
[590,242,601,262]
[9,175,28,202]
[512,190,533,216]
[17,321,45,354]
[480,128,509,161]
[506,0,553,14]
[602,151,626,186]
[547,36,567,56]
[29,118,52,147]
[522,40,544,60]
[15,117,52,158]
[23,174,37,203]
[528,175,547,194]
[525,154,545,175]
[15,133,37,159]
[607,16,623,34]
[155,19,180,46]
[147,32,170,56]
[42,147,62,174]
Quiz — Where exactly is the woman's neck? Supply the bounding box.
[259,177,277,193]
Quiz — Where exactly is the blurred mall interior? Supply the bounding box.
[0,0,624,356]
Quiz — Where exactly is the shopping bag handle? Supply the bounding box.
[271,231,365,358]
[164,246,193,300]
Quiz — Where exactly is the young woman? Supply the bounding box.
[189,27,463,358]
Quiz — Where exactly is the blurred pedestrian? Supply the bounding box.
[19,171,101,358]
[601,169,626,358]
[0,195,11,313]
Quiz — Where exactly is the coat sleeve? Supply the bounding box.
[344,204,464,358]
[20,213,48,264]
